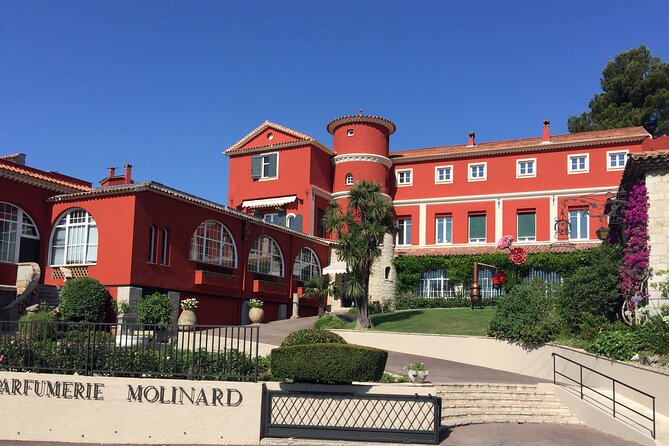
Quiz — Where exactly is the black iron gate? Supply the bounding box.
[262,389,442,444]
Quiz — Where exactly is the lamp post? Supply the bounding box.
[470,262,497,309]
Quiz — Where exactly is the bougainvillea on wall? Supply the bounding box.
[620,180,650,298]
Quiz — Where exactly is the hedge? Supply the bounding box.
[281,328,346,347]
[271,344,388,383]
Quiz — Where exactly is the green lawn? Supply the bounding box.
[343,307,496,336]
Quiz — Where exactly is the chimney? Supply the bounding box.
[542,120,551,143]
[108,165,116,178]
[467,132,476,147]
[124,163,133,184]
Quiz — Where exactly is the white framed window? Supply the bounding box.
[396,218,412,246]
[248,235,284,276]
[292,247,321,281]
[517,212,536,242]
[569,209,589,240]
[345,173,354,185]
[189,220,237,268]
[396,169,413,186]
[607,150,628,170]
[161,228,169,265]
[516,158,536,178]
[49,209,98,266]
[148,225,156,263]
[435,166,453,184]
[0,202,39,263]
[416,269,455,298]
[263,213,279,224]
[568,153,589,174]
[468,214,486,243]
[468,162,487,181]
[251,152,279,180]
[435,215,452,244]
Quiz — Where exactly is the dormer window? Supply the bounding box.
[345,173,354,185]
[251,152,278,180]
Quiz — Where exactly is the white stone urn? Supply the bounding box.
[178,309,197,331]
[249,307,264,324]
[407,369,429,383]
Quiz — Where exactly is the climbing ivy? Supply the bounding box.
[393,249,597,294]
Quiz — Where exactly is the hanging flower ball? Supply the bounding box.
[497,235,514,250]
[492,271,508,287]
[509,247,527,265]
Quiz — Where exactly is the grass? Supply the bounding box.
[342,307,496,336]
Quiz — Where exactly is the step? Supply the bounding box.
[443,416,582,428]
[442,409,573,417]
[436,384,541,391]
[441,397,560,405]
[442,402,568,411]
[438,390,555,398]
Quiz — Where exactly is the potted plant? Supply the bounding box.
[248,299,264,324]
[405,362,429,383]
[178,298,199,331]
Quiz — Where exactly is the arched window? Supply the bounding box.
[384,266,391,280]
[189,220,237,267]
[148,225,156,263]
[345,173,354,185]
[0,202,39,263]
[161,228,169,265]
[50,209,98,265]
[248,236,283,277]
[292,247,321,281]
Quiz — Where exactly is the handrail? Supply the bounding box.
[552,352,655,439]
[0,262,40,321]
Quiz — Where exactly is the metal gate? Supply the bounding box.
[262,389,442,444]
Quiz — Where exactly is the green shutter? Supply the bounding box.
[469,214,486,241]
[517,213,536,239]
[251,155,262,179]
[266,153,278,177]
[277,210,286,226]
[294,214,303,232]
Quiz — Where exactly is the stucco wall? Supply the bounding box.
[646,169,669,312]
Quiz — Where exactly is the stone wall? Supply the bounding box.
[646,169,669,313]
[368,233,397,308]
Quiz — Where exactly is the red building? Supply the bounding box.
[1,156,329,324]
[226,114,651,301]
[0,115,655,322]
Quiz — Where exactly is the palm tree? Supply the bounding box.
[324,180,396,329]
[302,274,332,318]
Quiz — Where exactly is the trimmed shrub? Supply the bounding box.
[59,277,110,322]
[313,315,345,330]
[488,280,559,344]
[271,344,387,383]
[137,292,173,325]
[586,327,640,361]
[395,294,499,310]
[18,310,57,340]
[281,328,346,347]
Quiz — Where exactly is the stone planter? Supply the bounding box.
[249,307,264,324]
[407,370,429,383]
[178,309,197,331]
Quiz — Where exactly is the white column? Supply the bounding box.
[495,199,503,241]
[419,203,427,246]
[549,195,558,242]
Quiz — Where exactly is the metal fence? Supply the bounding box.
[0,320,260,381]
[262,390,442,444]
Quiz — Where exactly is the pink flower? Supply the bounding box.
[509,247,527,265]
[497,235,514,250]
[0,355,4,362]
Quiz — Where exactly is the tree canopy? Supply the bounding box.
[568,45,669,137]
[323,180,396,329]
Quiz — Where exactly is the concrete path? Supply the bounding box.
[258,316,546,384]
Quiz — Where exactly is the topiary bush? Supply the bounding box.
[137,292,173,325]
[271,344,387,383]
[59,277,111,322]
[313,315,345,330]
[488,279,559,344]
[281,328,346,347]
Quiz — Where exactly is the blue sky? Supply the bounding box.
[1,1,668,204]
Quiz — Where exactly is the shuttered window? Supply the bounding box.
[251,153,278,179]
[517,212,536,241]
[468,214,486,243]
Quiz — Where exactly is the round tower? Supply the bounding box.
[327,113,396,197]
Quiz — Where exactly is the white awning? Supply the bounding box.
[241,195,297,209]
[323,260,347,274]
